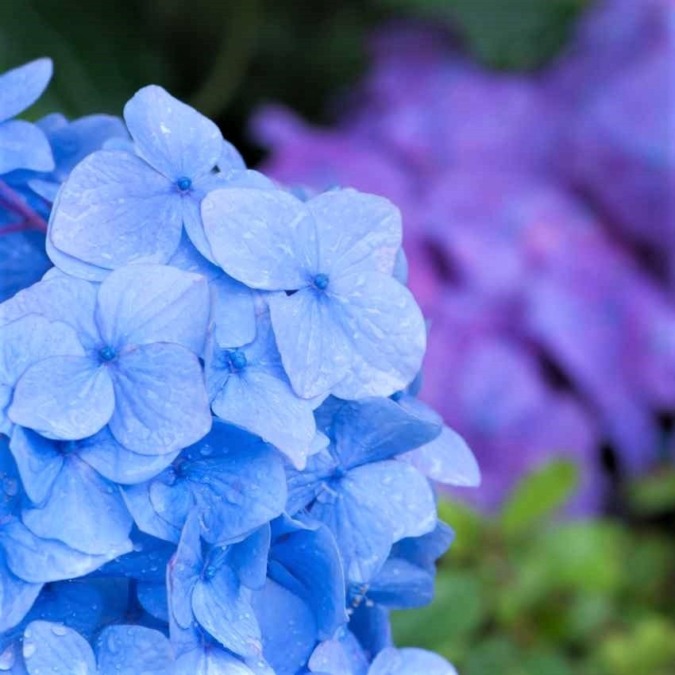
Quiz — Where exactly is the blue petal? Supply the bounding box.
[96,263,209,354]
[202,187,317,290]
[218,138,246,173]
[330,272,426,399]
[109,343,211,452]
[45,230,110,282]
[227,525,271,590]
[369,648,458,675]
[48,150,182,269]
[268,289,351,399]
[178,425,287,544]
[401,425,481,487]
[192,565,262,658]
[0,59,52,122]
[136,582,169,622]
[308,189,401,276]
[123,85,223,180]
[21,456,132,555]
[0,520,131,583]
[0,231,51,303]
[391,523,454,573]
[308,632,369,675]
[8,427,63,505]
[251,580,317,675]
[366,558,434,609]
[77,428,180,485]
[175,647,259,675]
[22,622,96,675]
[211,368,316,468]
[0,553,41,633]
[330,398,441,469]
[167,512,202,629]
[96,625,173,675]
[309,462,435,583]
[268,521,346,638]
[9,356,115,440]
[0,120,53,174]
[0,272,99,348]
[210,274,257,348]
[0,315,83,435]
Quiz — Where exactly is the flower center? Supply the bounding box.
[312,273,330,291]
[98,346,117,363]
[176,176,192,192]
[226,349,247,372]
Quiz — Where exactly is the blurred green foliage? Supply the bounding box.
[392,462,675,675]
[1,0,592,160]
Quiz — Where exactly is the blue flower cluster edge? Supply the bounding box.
[0,58,479,674]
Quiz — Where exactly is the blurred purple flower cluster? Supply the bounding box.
[252,0,675,513]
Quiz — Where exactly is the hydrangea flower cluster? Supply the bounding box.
[252,0,675,513]
[0,60,478,673]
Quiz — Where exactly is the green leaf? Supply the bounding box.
[501,460,579,538]
[627,468,675,516]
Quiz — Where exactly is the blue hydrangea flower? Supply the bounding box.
[123,422,286,544]
[48,85,245,272]
[0,59,54,175]
[287,397,439,583]
[205,312,317,467]
[3,264,211,450]
[201,187,426,399]
[10,620,173,675]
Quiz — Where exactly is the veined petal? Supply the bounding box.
[202,187,317,290]
[96,626,173,675]
[96,264,209,353]
[0,120,54,174]
[330,272,426,399]
[124,85,223,179]
[268,289,351,399]
[9,356,114,440]
[210,274,257,349]
[21,456,132,555]
[0,58,52,122]
[22,622,96,675]
[49,150,182,269]
[211,369,316,469]
[109,343,211,453]
[308,189,401,276]
[0,554,42,633]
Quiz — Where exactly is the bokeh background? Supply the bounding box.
[2,0,674,673]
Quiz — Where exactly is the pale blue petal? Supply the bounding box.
[210,274,257,348]
[96,264,209,353]
[0,274,99,347]
[348,462,436,542]
[46,230,110,282]
[0,315,84,435]
[167,511,202,629]
[192,566,262,657]
[330,272,426,399]
[109,343,211,453]
[331,398,440,469]
[202,188,317,290]
[0,120,53,173]
[268,290,350,399]
[8,427,63,505]
[369,648,458,675]
[0,59,51,121]
[9,357,114,440]
[179,423,287,544]
[211,369,316,468]
[252,580,317,675]
[21,456,132,555]
[218,138,246,173]
[124,85,222,179]
[0,554,41,633]
[96,626,173,675]
[22,622,96,675]
[167,233,221,280]
[78,428,180,485]
[269,521,346,638]
[308,189,401,276]
[123,479,188,543]
[0,520,131,583]
[48,150,182,269]
[308,632,369,675]
[175,648,257,675]
[401,426,481,487]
